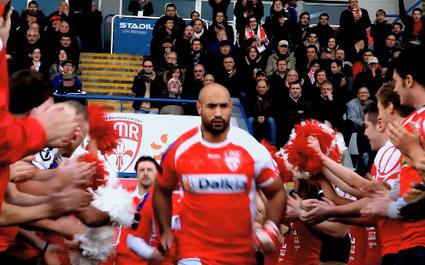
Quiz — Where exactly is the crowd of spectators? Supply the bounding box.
[131,0,424,157]
[6,0,103,96]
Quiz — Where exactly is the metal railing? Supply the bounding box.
[53,93,252,134]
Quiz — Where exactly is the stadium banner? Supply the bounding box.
[111,15,157,55]
[103,113,200,173]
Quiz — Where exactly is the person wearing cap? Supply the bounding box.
[52,59,82,91]
[265,39,295,75]
[353,56,383,100]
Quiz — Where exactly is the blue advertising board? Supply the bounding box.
[112,16,157,55]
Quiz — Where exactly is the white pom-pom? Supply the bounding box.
[90,184,134,227]
[71,226,115,265]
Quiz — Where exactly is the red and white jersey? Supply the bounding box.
[157,126,278,264]
[373,140,401,187]
[399,108,425,251]
[370,140,403,256]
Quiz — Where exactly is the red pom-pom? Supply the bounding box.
[283,120,344,179]
[88,105,118,155]
[78,153,107,190]
[260,140,293,183]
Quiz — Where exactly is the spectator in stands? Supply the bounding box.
[208,11,234,46]
[296,31,320,66]
[347,38,366,63]
[335,48,353,77]
[264,11,294,50]
[176,25,195,68]
[339,0,371,49]
[314,80,346,131]
[26,47,49,76]
[48,1,71,21]
[183,63,206,99]
[151,17,179,59]
[246,79,276,144]
[159,78,184,115]
[352,49,374,78]
[234,0,264,35]
[346,86,372,133]
[207,39,235,75]
[192,19,208,46]
[268,58,288,97]
[353,56,384,99]
[392,22,404,49]
[163,66,185,90]
[128,0,153,16]
[296,44,318,75]
[152,36,175,70]
[52,59,82,90]
[19,1,47,31]
[49,49,68,80]
[14,29,44,70]
[265,39,295,75]
[209,0,231,14]
[302,59,320,97]
[280,80,312,145]
[398,0,425,46]
[82,2,103,52]
[329,59,352,100]
[189,11,208,32]
[153,3,186,37]
[322,37,338,59]
[370,9,392,55]
[203,73,215,86]
[285,69,301,88]
[293,11,310,47]
[377,33,398,69]
[240,46,266,79]
[243,16,269,52]
[131,58,161,113]
[57,33,80,65]
[54,73,85,98]
[217,56,244,98]
[312,13,335,48]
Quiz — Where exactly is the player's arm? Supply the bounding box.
[261,176,286,225]
[73,206,110,227]
[5,183,49,206]
[153,182,173,251]
[311,221,350,238]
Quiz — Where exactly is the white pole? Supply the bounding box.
[196,0,203,16]
[98,0,102,11]
[119,0,123,15]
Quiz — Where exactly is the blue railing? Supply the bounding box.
[53,93,253,134]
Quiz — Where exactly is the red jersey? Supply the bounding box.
[399,108,425,250]
[115,189,156,265]
[157,126,278,264]
[292,222,321,265]
[348,226,368,265]
[365,226,381,264]
[270,223,295,265]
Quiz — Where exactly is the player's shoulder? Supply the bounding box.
[162,127,200,160]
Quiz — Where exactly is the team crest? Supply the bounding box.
[224,151,241,172]
[105,119,143,172]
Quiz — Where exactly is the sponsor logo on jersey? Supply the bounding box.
[182,174,247,193]
[224,151,241,172]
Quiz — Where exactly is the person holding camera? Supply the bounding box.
[131,58,161,113]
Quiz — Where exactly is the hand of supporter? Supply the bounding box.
[302,199,323,212]
[50,188,92,214]
[0,10,11,45]
[360,189,392,217]
[44,243,64,265]
[300,198,333,224]
[362,180,390,194]
[30,98,79,148]
[159,229,174,253]
[284,193,302,221]
[388,122,425,162]
[57,159,96,189]
[9,156,37,183]
[403,187,424,204]
[307,136,323,155]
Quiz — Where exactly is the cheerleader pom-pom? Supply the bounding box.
[78,153,107,190]
[260,140,293,183]
[88,105,118,155]
[90,184,134,227]
[71,226,115,265]
[282,120,345,179]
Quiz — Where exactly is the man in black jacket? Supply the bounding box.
[131,58,161,113]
